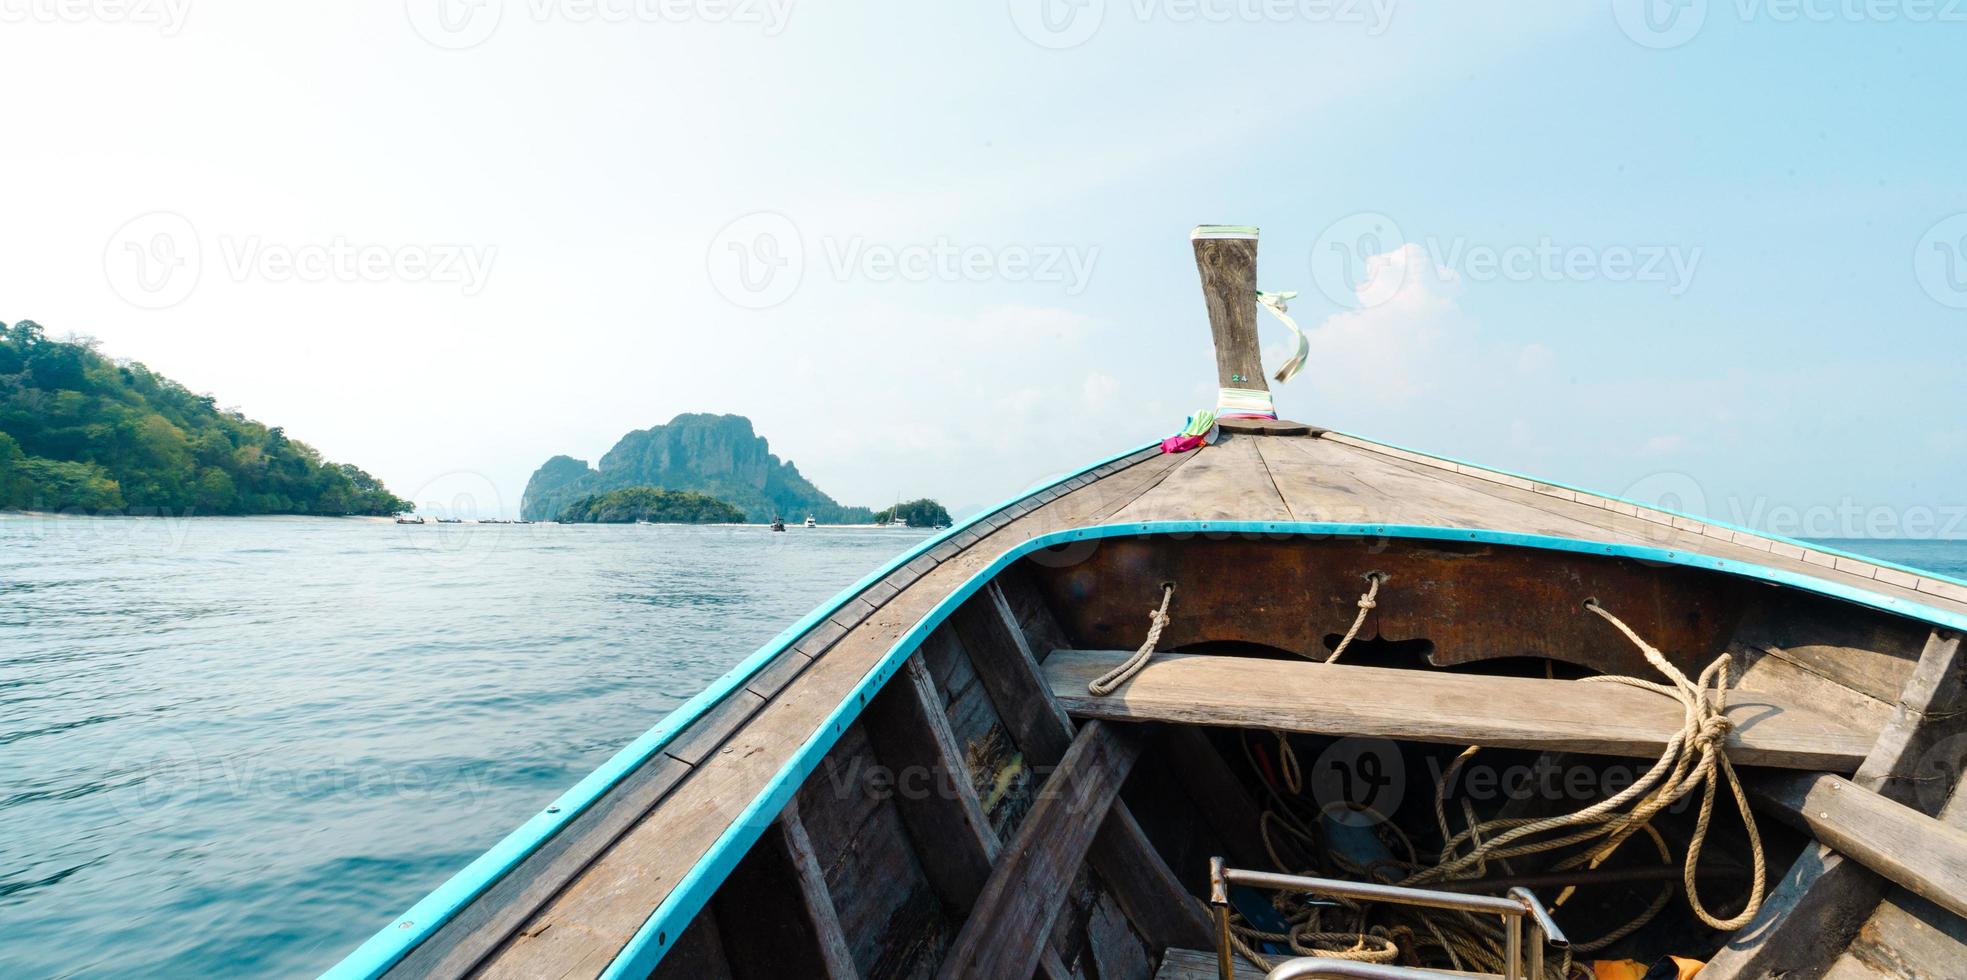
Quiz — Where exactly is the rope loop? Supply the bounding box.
[1087,582,1174,696]
[1322,572,1387,664]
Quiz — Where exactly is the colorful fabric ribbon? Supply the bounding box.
[1216,386,1277,420]
[1257,289,1308,384]
[1160,410,1218,454]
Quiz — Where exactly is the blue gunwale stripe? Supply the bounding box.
[320,443,1160,980]
[598,519,1967,979]
[1333,429,1967,592]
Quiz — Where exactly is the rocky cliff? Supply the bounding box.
[520,414,873,523]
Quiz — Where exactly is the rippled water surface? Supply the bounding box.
[0,516,930,978]
[2,518,1963,978]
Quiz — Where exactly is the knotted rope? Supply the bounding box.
[1087,583,1174,696]
[1321,572,1386,664]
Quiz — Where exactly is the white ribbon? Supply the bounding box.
[1257,289,1308,384]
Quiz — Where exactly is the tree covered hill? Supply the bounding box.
[556,486,746,524]
[874,498,951,528]
[0,320,411,516]
[522,414,875,524]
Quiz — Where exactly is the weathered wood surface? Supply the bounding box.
[1112,435,1290,524]
[1155,947,1255,980]
[952,582,1216,952]
[1192,228,1266,395]
[1705,631,1967,979]
[1314,432,1967,619]
[938,720,1145,979]
[1748,770,1967,922]
[1044,649,1872,771]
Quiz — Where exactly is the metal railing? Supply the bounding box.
[1207,859,1569,980]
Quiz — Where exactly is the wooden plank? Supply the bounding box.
[776,799,861,978]
[952,583,1216,952]
[1044,649,1872,772]
[937,721,1146,980]
[1749,771,1967,922]
[1156,726,1279,871]
[1704,631,1967,979]
[1156,947,1257,979]
[1192,227,1266,397]
[859,652,1001,907]
[1113,435,1289,524]
[389,755,694,979]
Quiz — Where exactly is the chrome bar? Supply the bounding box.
[1503,913,1521,980]
[1264,960,1480,979]
[1508,887,1569,950]
[1220,869,1524,917]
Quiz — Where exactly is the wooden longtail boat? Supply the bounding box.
[330,228,1967,980]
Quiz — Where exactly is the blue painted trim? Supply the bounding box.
[320,443,1157,980]
[1333,429,1967,591]
[601,518,1967,978]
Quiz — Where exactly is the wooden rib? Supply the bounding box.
[1112,435,1289,524]
[777,799,860,978]
[860,652,1001,904]
[1703,630,1966,979]
[1748,770,1967,922]
[949,583,1215,951]
[1157,727,1280,871]
[936,720,1146,980]
[1043,649,1873,772]
[471,451,1181,978]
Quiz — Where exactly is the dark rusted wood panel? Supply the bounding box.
[1025,536,1758,679]
[938,721,1146,980]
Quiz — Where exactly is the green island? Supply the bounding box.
[875,498,952,528]
[0,321,411,516]
[557,486,747,524]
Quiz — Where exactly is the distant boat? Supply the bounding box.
[770,517,785,532]
[435,518,464,524]
[804,515,816,528]
[394,516,424,525]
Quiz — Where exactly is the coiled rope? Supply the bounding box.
[1087,583,1175,696]
[1212,596,1768,976]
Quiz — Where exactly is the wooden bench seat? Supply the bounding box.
[1045,650,1873,772]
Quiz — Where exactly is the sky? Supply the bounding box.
[3,1,1965,532]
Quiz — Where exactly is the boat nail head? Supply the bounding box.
[546,805,561,814]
